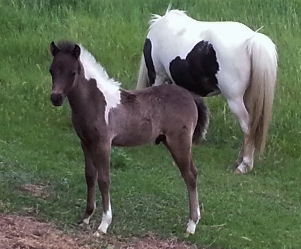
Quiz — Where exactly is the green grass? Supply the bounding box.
[0,0,301,248]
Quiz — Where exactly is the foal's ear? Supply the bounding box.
[50,41,60,57]
[72,44,81,59]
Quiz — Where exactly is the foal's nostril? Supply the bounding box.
[50,93,63,106]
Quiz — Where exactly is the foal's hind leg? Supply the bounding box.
[163,137,200,234]
[79,141,97,225]
[186,155,201,234]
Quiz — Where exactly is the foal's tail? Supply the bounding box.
[245,32,278,155]
[136,54,149,89]
[192,95,210,144]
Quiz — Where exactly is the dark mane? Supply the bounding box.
[56,40,76,53]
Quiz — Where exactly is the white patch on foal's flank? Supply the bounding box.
[79,45,121,124]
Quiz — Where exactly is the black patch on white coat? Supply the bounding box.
[169,40,220,97]
[143,38,156,86]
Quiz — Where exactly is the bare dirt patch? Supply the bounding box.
[0,213,200,249]
[17,184,49,199]
[0,214,89,249]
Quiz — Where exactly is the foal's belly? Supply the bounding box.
[111,118,157,147]
[111,133,156,147]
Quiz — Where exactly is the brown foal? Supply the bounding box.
[49,40,209,235]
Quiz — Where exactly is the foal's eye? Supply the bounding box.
[71,71,76,77]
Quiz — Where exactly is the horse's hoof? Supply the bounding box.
[235,162,253,174]
[234,168,243,174]
[235,158,243,167]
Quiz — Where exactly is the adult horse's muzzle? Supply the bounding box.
[50,93,64,106]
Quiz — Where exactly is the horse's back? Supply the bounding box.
[145,10,258,95]
[148,10,255,55]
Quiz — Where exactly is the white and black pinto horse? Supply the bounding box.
[137,9,278,174]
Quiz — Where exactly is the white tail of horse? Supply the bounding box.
[137,54,149,89]
[245,32,277,155]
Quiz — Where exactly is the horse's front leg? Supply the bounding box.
[78,141,97,225]
[91,143,112,236]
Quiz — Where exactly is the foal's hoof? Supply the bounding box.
[186,220,197,235]
[77,219,87,226]
[93,230,107,237]
[93,231,101,237]
[77,217,90,225]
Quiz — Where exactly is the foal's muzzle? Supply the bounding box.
[50,93,64,106]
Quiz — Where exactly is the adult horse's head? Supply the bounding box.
[49,41,81,106]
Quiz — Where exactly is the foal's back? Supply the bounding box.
[110,84,198,147]
[137,84,198,126]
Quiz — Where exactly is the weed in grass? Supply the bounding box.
[111,148,134,170]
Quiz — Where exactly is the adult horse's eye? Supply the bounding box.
[71,71,76,77]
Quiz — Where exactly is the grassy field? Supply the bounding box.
[0,0,301,248]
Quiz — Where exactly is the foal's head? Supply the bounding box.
[49,41,81,106]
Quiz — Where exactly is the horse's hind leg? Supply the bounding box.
[163,137,200,234]
[154,72,170,86]
[227,97,254,173]
[78,141,97,225]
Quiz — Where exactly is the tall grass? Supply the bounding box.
[0,0,300,248]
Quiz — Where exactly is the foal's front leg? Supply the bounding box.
[78,141,97,225]
[92,143,112,236]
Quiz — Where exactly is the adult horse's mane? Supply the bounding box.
[149,9,187,29]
